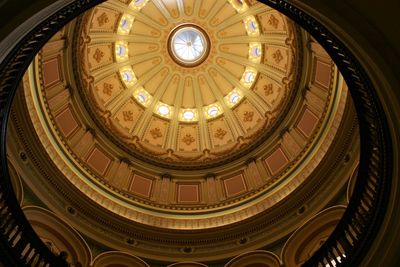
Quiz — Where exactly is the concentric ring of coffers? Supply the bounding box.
[12,0,359,263]
[27,0,347,230]
[76,0,297,167]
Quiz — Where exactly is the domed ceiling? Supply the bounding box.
[21,0,350,227]
[76,0,299,168]
[9,0,360,263]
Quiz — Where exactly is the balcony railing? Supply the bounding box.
[0,0,393,266]
[0,1,106,266]
[262,1,393,266]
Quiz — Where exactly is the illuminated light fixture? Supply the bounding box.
[249,43,262,63]
[244,72,254,83]
[228,0,248,13]
[129,0,149,11]
[117,45,125,56]
[118,14,134,35]
[225,89,243,107]
[137,93,147,103]
[183,110,195,120]
[248,21,257,31]
[168,24,210,67]
[115,41,128,61]
[244,16,260,36]
[180,109,198,122]
[155,102,173,118]
[204,103,222,119]
[133,88,152,107]
[230,94,240,103]
[121,19,129,30]
[159,105,169,115]
[122,71,133,81]
[119,67,137,87]
[252,47,261,57]
[240,67,258,88]
[208,107,219,116]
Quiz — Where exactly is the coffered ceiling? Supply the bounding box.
[7,0,360,264]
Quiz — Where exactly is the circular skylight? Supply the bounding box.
[169,25,210,67]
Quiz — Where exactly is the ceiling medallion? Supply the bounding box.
[168,24,210,67]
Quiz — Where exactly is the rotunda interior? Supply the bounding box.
[6,0,360,266]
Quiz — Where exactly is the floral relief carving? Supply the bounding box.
[93,48,104,63]
[148,45,157,51]
[211,17,220,25]
[214,128,227,140]
[185,7,192,14]
[97,12,109,26]
[150,128,163,139]
[103,83,113,96]
[268,14,279,29]
[243,111,254,122]
[122,111,134,121]
[264,83,273,96]
[182,134,195,145]
[272,49,283,64]
[171,9,178,17]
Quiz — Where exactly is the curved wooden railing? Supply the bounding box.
[0,1,106,266]
[260,1,393,266]
[0,0,393,266]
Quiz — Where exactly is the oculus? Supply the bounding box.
[168,25,210,67]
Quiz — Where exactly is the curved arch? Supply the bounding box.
[0,1,106,265]
[225,250,280,267]
[347,164,359,203]
[23,206,92,266]
[7,161,24,205]
[167,262,208,267]
[92,251,149,267]
[281,206,346,266]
